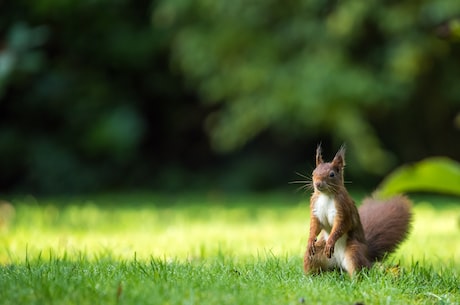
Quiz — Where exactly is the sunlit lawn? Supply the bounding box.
[0,192,459,304]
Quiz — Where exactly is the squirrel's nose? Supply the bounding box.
[315,181,323,189]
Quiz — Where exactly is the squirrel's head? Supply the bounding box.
[312,144,346,194]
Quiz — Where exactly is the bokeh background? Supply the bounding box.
[1,0,460,195]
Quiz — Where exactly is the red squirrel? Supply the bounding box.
[304,145,412,276]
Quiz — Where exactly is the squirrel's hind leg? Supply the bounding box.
[304,235,332,274]
[343,240,371,276]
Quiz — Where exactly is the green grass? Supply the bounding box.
[0,192,459,305]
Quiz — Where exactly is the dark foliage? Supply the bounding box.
[1,0,460,194]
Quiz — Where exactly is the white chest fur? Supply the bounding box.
[313,193,349,270]
[313,193,337,231]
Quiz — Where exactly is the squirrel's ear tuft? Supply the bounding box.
[332,144,346,168]
[316,144,324,166]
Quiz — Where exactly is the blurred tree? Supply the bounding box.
[0,0,212,193]
[154,0,460,175]
[0,22,48,96]
[1,0,460,194]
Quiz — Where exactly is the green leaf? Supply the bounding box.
[376,157,460,197]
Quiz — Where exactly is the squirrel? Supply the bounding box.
[303,145,412,276]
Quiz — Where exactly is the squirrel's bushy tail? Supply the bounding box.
[358,195,412,261]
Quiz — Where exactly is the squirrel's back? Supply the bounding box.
[358,195,412,261]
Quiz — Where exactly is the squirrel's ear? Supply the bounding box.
[332,145,346,168]
[316,144,324,166]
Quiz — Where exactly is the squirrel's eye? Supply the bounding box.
[329,171,335,178]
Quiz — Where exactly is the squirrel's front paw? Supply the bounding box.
[324,242,334,258]
[308,239,316,257]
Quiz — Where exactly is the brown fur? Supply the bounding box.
[304,145,412,276]
[359,196,412,261]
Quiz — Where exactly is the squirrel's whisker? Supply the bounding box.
[295,171,311,179]
[289,180,310,184]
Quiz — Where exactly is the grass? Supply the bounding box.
[0,192,459,305]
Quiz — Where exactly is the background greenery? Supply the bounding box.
[1,0,460,194]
